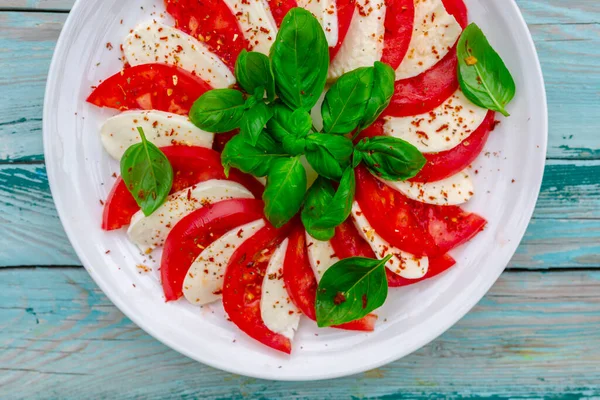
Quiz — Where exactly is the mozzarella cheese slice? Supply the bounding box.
[328,0,386,80]
[260,239,301,340]
[297,0,339,47]
[351,202,428,279]
[305,233,340,282]
[128,180,254,251]
[183,219,265,305]
[383,90,488,153]
[395,0,462,80]
[379,170,474,206]
[222,0,278,55]
[100,110,214,160]
[123,21,235,88]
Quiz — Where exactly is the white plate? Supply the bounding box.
[43,0,547,381]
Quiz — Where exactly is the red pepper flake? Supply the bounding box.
[106,42,113,50]
[333,292,346,305]
[362,294,368,309]
[99,199,105,205]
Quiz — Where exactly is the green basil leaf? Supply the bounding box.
[457,23,516,117]
[189,89,246,133]
[235,50,276,101]
[305,134,353,180]
[282,135,307,156]
[354,136,426,181]
[301,177,336,240]
[316,255,390,327]
[358,61,395,131]
[120,127,174,216]
[240,102,273,146]
[302,168,355,240]
[267,103,312,142]
[221,132,286,177]
[263,156,307,228]
[322,67,374,134]
[270,8,329,111]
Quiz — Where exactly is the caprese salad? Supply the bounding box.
[88,0,515,354]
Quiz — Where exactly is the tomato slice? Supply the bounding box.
[102,146,264,231]
[382,0,468,117]
[412,201,486,255]
[222,222,295,354]
[355,166,438,257]
[161,199,265,301]
[380,0,414,70]
[383,48,459,117]
[164,0,248,70]
[355,166,486,257]
[329,0,356,61]
[268,0,298,26]
[212,129,239,153]
[332,215,458,287]
[412,111,496,182]
[87,64,212,115]
[283,225,376,331]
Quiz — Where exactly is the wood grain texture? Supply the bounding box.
[0,4,598,162]
[1,268,599,399]
[2,161,599,267]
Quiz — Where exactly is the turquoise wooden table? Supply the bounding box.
[1,1,599,398]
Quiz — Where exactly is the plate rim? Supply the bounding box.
[43,0,548,381]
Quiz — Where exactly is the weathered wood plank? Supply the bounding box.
[1,162,599,268]
[0,268,598,398]
[0,9,598,161]
[0,0,71,10]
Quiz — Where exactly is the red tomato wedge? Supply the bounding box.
[332,219,457,286]
[382,0,468,117]
[212,129,239,153]
[412,111,496,182]
[329,0,356,61]
[283,225,377,331]
[268,0,298,26]
[355,166,486,257]
[87,64,212,115]
[161,199,265,301]
[384,49,459,117]
[412,201,486,256]
[355,166,438,257]
[222,222,295,354]
[102,146,264,231]
[380,0,414,70]
[164,0,249,70]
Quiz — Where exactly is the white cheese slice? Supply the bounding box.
[260,239,301,340]
[380,170,474,206]
[123,21,235,88]
[100,110,214,160]
[328,0,386,80]
[297,0,339,47]
[222,0,278,55]
[395,0,462,80]
[351,202,428,279]
[305,233,340,282]
[183,219,265,305]
[383,90,488,153]
[127,180,254,251]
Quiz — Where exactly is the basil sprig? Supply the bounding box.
[270,8,329,111]
[353,136,427,181]
[316,255,390,327]
[120,127,173,216]
[188,8,425,232]
[457,23,516,117]
[235,50,276,101]
[263,157,307,228]
[301,168,355,241]
[189,89,246,133]
[322,61,394,135]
